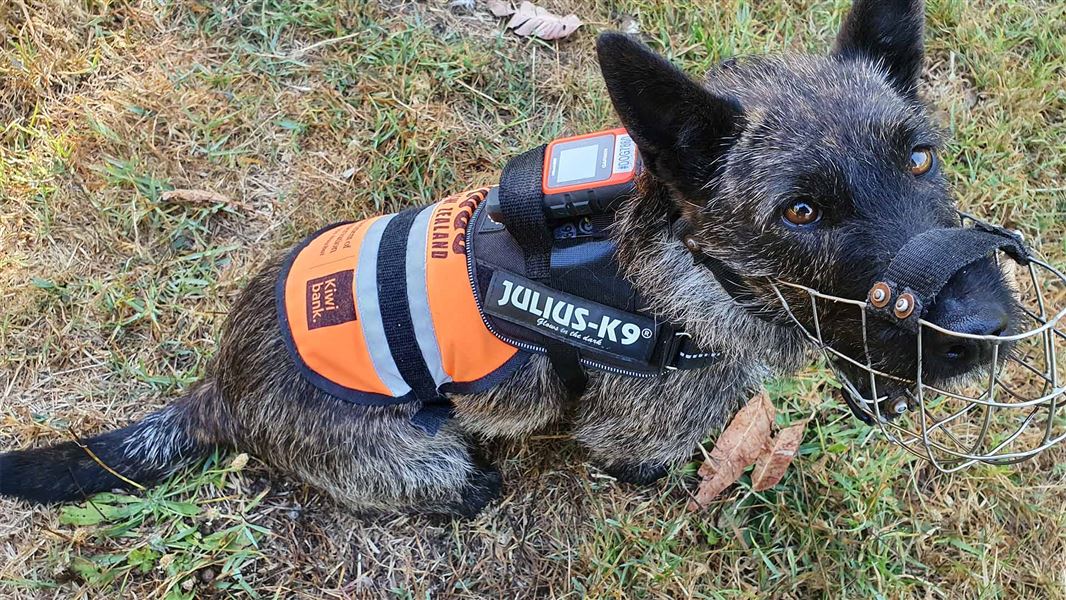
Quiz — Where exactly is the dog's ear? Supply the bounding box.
[596,33,744,199]
[833,0,925,99]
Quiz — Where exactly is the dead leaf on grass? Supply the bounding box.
[688,389,807,510]
[486,0,515,17]
[688,390,774,510]
[751,421,806,491]
[489,1,582,40]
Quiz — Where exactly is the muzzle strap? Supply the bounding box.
[672,219,778,323]
[868,224,1030,331]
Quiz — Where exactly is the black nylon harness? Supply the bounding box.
[473,147,721,398]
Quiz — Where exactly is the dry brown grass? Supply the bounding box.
[2,0,1064,598]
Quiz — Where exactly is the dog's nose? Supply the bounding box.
[919,256,1016,375]
[927,302,1009,365]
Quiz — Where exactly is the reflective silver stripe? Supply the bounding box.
[406,206,452,387]
[356,215,411,396]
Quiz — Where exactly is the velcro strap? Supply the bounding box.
[378,206,441,401]
[497,145,552,280]
[869,225,1029,330]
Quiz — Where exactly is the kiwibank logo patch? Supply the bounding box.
[306,270,356,329]
[483,271,656,362]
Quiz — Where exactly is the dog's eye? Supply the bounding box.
[783,200,821,226]
[909,147,934,175]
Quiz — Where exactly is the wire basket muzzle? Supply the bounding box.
[770,215,1066,471]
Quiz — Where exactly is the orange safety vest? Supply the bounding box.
[276,188,528,431]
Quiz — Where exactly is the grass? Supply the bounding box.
[1,0,1064,597]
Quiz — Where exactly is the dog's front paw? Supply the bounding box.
[449,465,503,519]
[599,462,669,485]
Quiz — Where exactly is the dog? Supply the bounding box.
[0,0,1017,518]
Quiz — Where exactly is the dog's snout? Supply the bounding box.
[932,297,1010,336]
[954,309,1009,337]
[927,302,1009,367]
[920,257,1017,377]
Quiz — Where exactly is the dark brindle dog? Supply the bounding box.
[0,0,1017,517]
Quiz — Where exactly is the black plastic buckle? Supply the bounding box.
[658,329,690,372]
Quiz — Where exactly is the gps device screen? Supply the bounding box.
[555,145,600,184]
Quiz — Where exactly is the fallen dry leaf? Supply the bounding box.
[688,390,774,510]
[497,1,581,41]
[689,390,808,509]
[751,421,806,491]
[486,0,515,17]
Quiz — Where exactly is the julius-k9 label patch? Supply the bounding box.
[483,270,657,363]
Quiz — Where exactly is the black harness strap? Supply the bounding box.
[670,334,722,370]
[497,148,590,396]
[410,404,455,434]
[498,145,553,281]
[378,206,453,435]
[545,341,589,399]
[378,207,440,400]
[673,219,777,323]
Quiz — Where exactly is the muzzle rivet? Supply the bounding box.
[893,292,916,319]
[869,282,892,308]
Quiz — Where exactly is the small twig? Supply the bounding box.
[290,31,361,58]
[253,32,362,61]
[65,464,106,521]
[41,527,75,543]
[455,79,502,106]
[67,427,146,491]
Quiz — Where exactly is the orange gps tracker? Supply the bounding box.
[485,128,643,224]
[541,128,641,218]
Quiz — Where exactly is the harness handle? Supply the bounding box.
[497,145,553,280]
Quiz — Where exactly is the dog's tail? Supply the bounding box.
[0,383,228,504]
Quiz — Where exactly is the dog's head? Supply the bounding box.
[598,0,1019,402]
